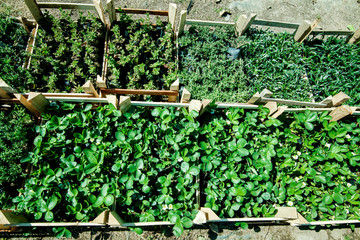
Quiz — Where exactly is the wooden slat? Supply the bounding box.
[14,94,40,117]
[22,93,94,97]
[106,95,118,109]
[117,8,169,16]
[207,217,286,223]
[329,105,356,122]
[216,103,259,109]
[98,27,109,89]
[261,97,327,108]
[348,27,360,44]
[0,79,14,99]
[294,19,320,43]
[27,92,49,113]
[93,0,106,24]
[23,24,38,69]
[100,89,178,96]
[82,81,99,98]
[37,2,95,10]
[185,19,235,27]
[107,0,117,24]
[293,220,360,226]
[19,17,31,34]
[24,0,44,23]
[181,88,191,103]
[332,92,350,106]
[271,106,288,118]
[168,3,177,32]
[119,96,131,114]
[121,221,172,227]
[178,10,187,36]
[236,13,257,36]
[189,100,202,113]
[3,223,105,227]
[311,30,354,36]
[253,19,300,29]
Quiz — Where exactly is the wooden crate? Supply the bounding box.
[177,10,359,43]
[15,0,107,98]
[98,1,180,102]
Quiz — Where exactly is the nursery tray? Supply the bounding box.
[98,3,180,102]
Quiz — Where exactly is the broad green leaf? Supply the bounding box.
[181,162,190,173]
[181,217,193,228]
[85,150,97,164]
[104,195,115,206]
[115,131,125,141]
[333,193,344,204]
[47,195,58,211]
[324,194,333,205]
[93,196,104,208]
[189,166,200,176]
[173,222,184,237]
[84,104,93,112]
[305,122,314,131]
[45,211,54,221]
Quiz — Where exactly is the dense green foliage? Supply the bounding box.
[107,11,177,90]
[0,8,31,92]
[179,26,250,102]
[201,107,360,221]
[16,104,199,237]
[179,26,360,104]
[0,106,34,209]
[15,104,360,233]
[28,10,105,92]
[242,29,360,105]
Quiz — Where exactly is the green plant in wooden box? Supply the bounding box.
[199,106,360,222]
[27,10,105,93]
[179,25,250,103]
[107,11,177,90]
[0,105,34,209]
[15,104,199,237]
[0,6,32,92]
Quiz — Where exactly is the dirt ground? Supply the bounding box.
[2,0,360,31]
[1,0,360,239]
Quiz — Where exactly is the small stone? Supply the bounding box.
[219,10,231,18]
[224,14,231,21]
[216,0,221,3]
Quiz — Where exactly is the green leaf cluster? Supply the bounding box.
[27,10,105,92]
[0,106,34,209]
[0,8,31,92]
[107,11,177,90]
[241,29,360,105]
[178,26,250,102]
[201,107,360,221]
[15,104,199,237]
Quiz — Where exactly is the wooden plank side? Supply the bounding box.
[253,19,300,29]
[82,81,99,98]
[23,24,38,69]
[168,3,178,32]
[185,19,235,27]
[0,79,14,99]
[93,0,106,24]
[117,8,169,16]
[14,94,40,117]
[261,97,327,108]
[178,10,187,36]
[24,0,44,23]
[348,27,360,44]
[311,30,354,36]
[107,0,117,24]
[37,2,94,10]
[236,13,257,36]
[294,19,320,43]
[100,89,178,96]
